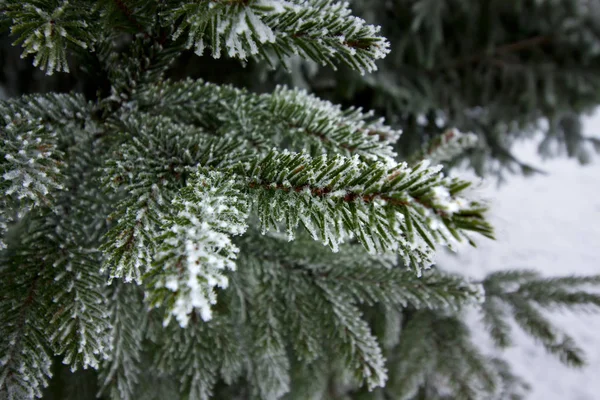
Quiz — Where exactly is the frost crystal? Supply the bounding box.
[423,128,479,165]
[429,183,471,214]
[149,171,249,327]
[166,0,389,73]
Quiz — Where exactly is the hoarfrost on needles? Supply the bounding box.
[151,172,249,327]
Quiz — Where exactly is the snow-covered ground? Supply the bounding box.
[439,113,600,400]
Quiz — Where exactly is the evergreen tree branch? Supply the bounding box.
[243,231,483,312]
[0,119,64,249]
[263,86,399,161]
[482,270,600,366]
[97,282,145,400]
[1,126,110,399]
[153,317,243,400]
[99,114,251,284]
[136,79,399,161]
[3,0,98,75]
[245,260,292,400]
[0,236,54,400]
[145,170,249,327]
[386,311,500,400]
[39,134,114,373]
[109,0,152,37]
[318,285,388,391]
[162,0,390,73]
[0,92,90,249]
[229,232,482,394]
[407,128,478,166]
[8,2,593,398]
[216,150,492,272]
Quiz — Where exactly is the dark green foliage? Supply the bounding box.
[4,1,97,74]
[161,0,389,72]
[96,282,146,400]
[0,226,54,400]
[303,0,600,178]
[385,311,498,400]
[1,1,600,400]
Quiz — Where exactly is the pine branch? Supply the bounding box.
[488,358,530,400]
[481,296,512,348]
[101,37,185,102]
[0,126,109,399]
[319,286,388,391]
[46,243,110,371]
[286,361,329,400]
[0,119,64,249]
[110,0,151,36]
[99,114,252,284]
[0,92,91,126]
[481,270,600,366]
[263,86,399,161]
[386,310,436,399]
[145,170,249,327]
[40,136,114,373]
[245,260,292,400]
[135,146,491,328]
[386,311,500,400]
[136,79,399,161]
[0,237,53,400]
[407,128,478,166]
[0,92,91,249]
[101,84,476,330]
[233,236,390,394]
[97,283,145,400]
[4,0,97,75]
[229,232,482,393]
[513,298,585,366]
[243,231,483,312]
[153,316,244,400]
[227,150,492,268]
[162,0,390,73]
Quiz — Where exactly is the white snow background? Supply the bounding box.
[439,113,600,400]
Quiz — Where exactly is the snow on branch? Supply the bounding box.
[137,79,399,161]
[234,232,484,391]
[409,128,479,165]
[163,0,390,73]
[0,246,53,400]
[264,85,399,162]
[229,150,492,273]
[0,115,66,249]
[390,310,499,398]
[245,230,484,311]
[97,283,145,400]
[145,170,249,327]
[4,1,96,75]
[99,115,252,284]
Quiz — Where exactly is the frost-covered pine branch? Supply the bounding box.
[408,128,478,166]
[481,271,600,366]
[1,1,600,400]
[164,0,390,73]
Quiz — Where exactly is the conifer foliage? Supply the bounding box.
[1,1,599,400]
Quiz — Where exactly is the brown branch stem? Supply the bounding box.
[247,180,447,216]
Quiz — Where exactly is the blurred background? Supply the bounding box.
[439,113,600,400]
